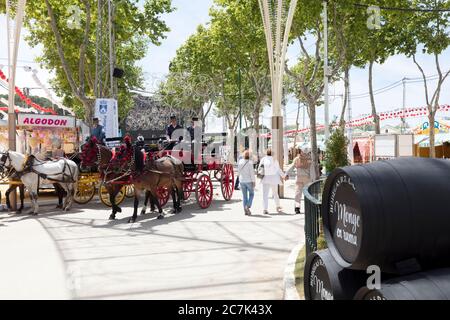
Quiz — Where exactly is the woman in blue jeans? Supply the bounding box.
[237,150,256,215]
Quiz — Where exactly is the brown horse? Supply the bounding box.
[140,156,185,215]
[80,139,124,219]
[129,155,184,223]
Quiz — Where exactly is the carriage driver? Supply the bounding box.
[187,116,201,142]
[166,115,182,141]
[165,115,183,150]
[91,118,106,145]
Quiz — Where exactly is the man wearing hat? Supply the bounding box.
[166,115,182,141]
[91,118,106,144]
[187,116,200,142]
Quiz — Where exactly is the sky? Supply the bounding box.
[1,0,449,133]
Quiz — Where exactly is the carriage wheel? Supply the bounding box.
[125,185,135,198]
[183,172,194,201]
[221,163,235,201]
[99,182,126,207]
[74,181,96,204]
[157,186,170,207]
[195,174,213,209]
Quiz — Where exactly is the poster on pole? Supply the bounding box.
[95,98,119,139]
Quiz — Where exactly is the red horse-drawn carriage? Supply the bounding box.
[150,144,235,209]
[79,134,235,211]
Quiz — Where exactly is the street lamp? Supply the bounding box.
[259,0,298,198]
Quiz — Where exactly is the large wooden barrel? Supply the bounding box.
[322,158,450,274]
[355,268,450,300]
[304,250,367,300]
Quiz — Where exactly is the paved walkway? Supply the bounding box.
[0,179,304,300]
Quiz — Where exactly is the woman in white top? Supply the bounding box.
[238,150,256,215]
[258,149,286,214]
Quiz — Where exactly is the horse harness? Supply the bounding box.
[22,155,77,183]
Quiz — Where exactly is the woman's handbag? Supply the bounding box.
[257,164,265,179]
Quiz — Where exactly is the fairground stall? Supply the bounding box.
[413,120,450,158]
[16,113,80,157]
[0,113,82,191]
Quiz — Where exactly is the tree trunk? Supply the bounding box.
[369,60,380,134]
[308,100,319,180]
[293,101,301,150]
[429,109,436,158]
[339,67,350,128]
[83,99,95,126]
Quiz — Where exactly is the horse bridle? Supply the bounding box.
[0,151,12,170]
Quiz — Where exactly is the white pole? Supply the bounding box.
[6,0,27,210]
[348,72,354,164]
[323,0,330,141]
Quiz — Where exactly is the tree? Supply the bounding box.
[356,0,412,134]
[1,0,174,123]
[323,128,350,173]
[286,0,344,180]
[396,0,450,158]
[160,0,271,158]
[210,0,271,140]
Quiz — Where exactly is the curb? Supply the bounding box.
[283,243,303,300]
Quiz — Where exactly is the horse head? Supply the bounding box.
[0,151,25,172]
[0,151,10,172]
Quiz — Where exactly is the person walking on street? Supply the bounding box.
[258,149,286,215]
[286,148,312,214]
[238,150,256,215]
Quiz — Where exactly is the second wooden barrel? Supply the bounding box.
[321,158,450,274]
[304,249,368,300]
[355,268,450,300]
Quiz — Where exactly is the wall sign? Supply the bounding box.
[95,99,119,139]
[18,113,75,128]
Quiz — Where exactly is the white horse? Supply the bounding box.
[0,151,79,215]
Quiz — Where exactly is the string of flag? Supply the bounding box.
[0,68,57,115]
[283,105,450,136]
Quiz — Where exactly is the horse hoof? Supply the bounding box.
[177,207,183,213]
[31,213,38,216]
[56,205,62,209]
[116,207,122,213]
[109,214,116,220]
[157,215,164,220]
[128,217,137,223]
[140,210,146,216]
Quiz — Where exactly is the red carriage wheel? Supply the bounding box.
[195,174,213,209]
[221,163,235,201]
[157,186,170,207]
[183,171,194,201]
